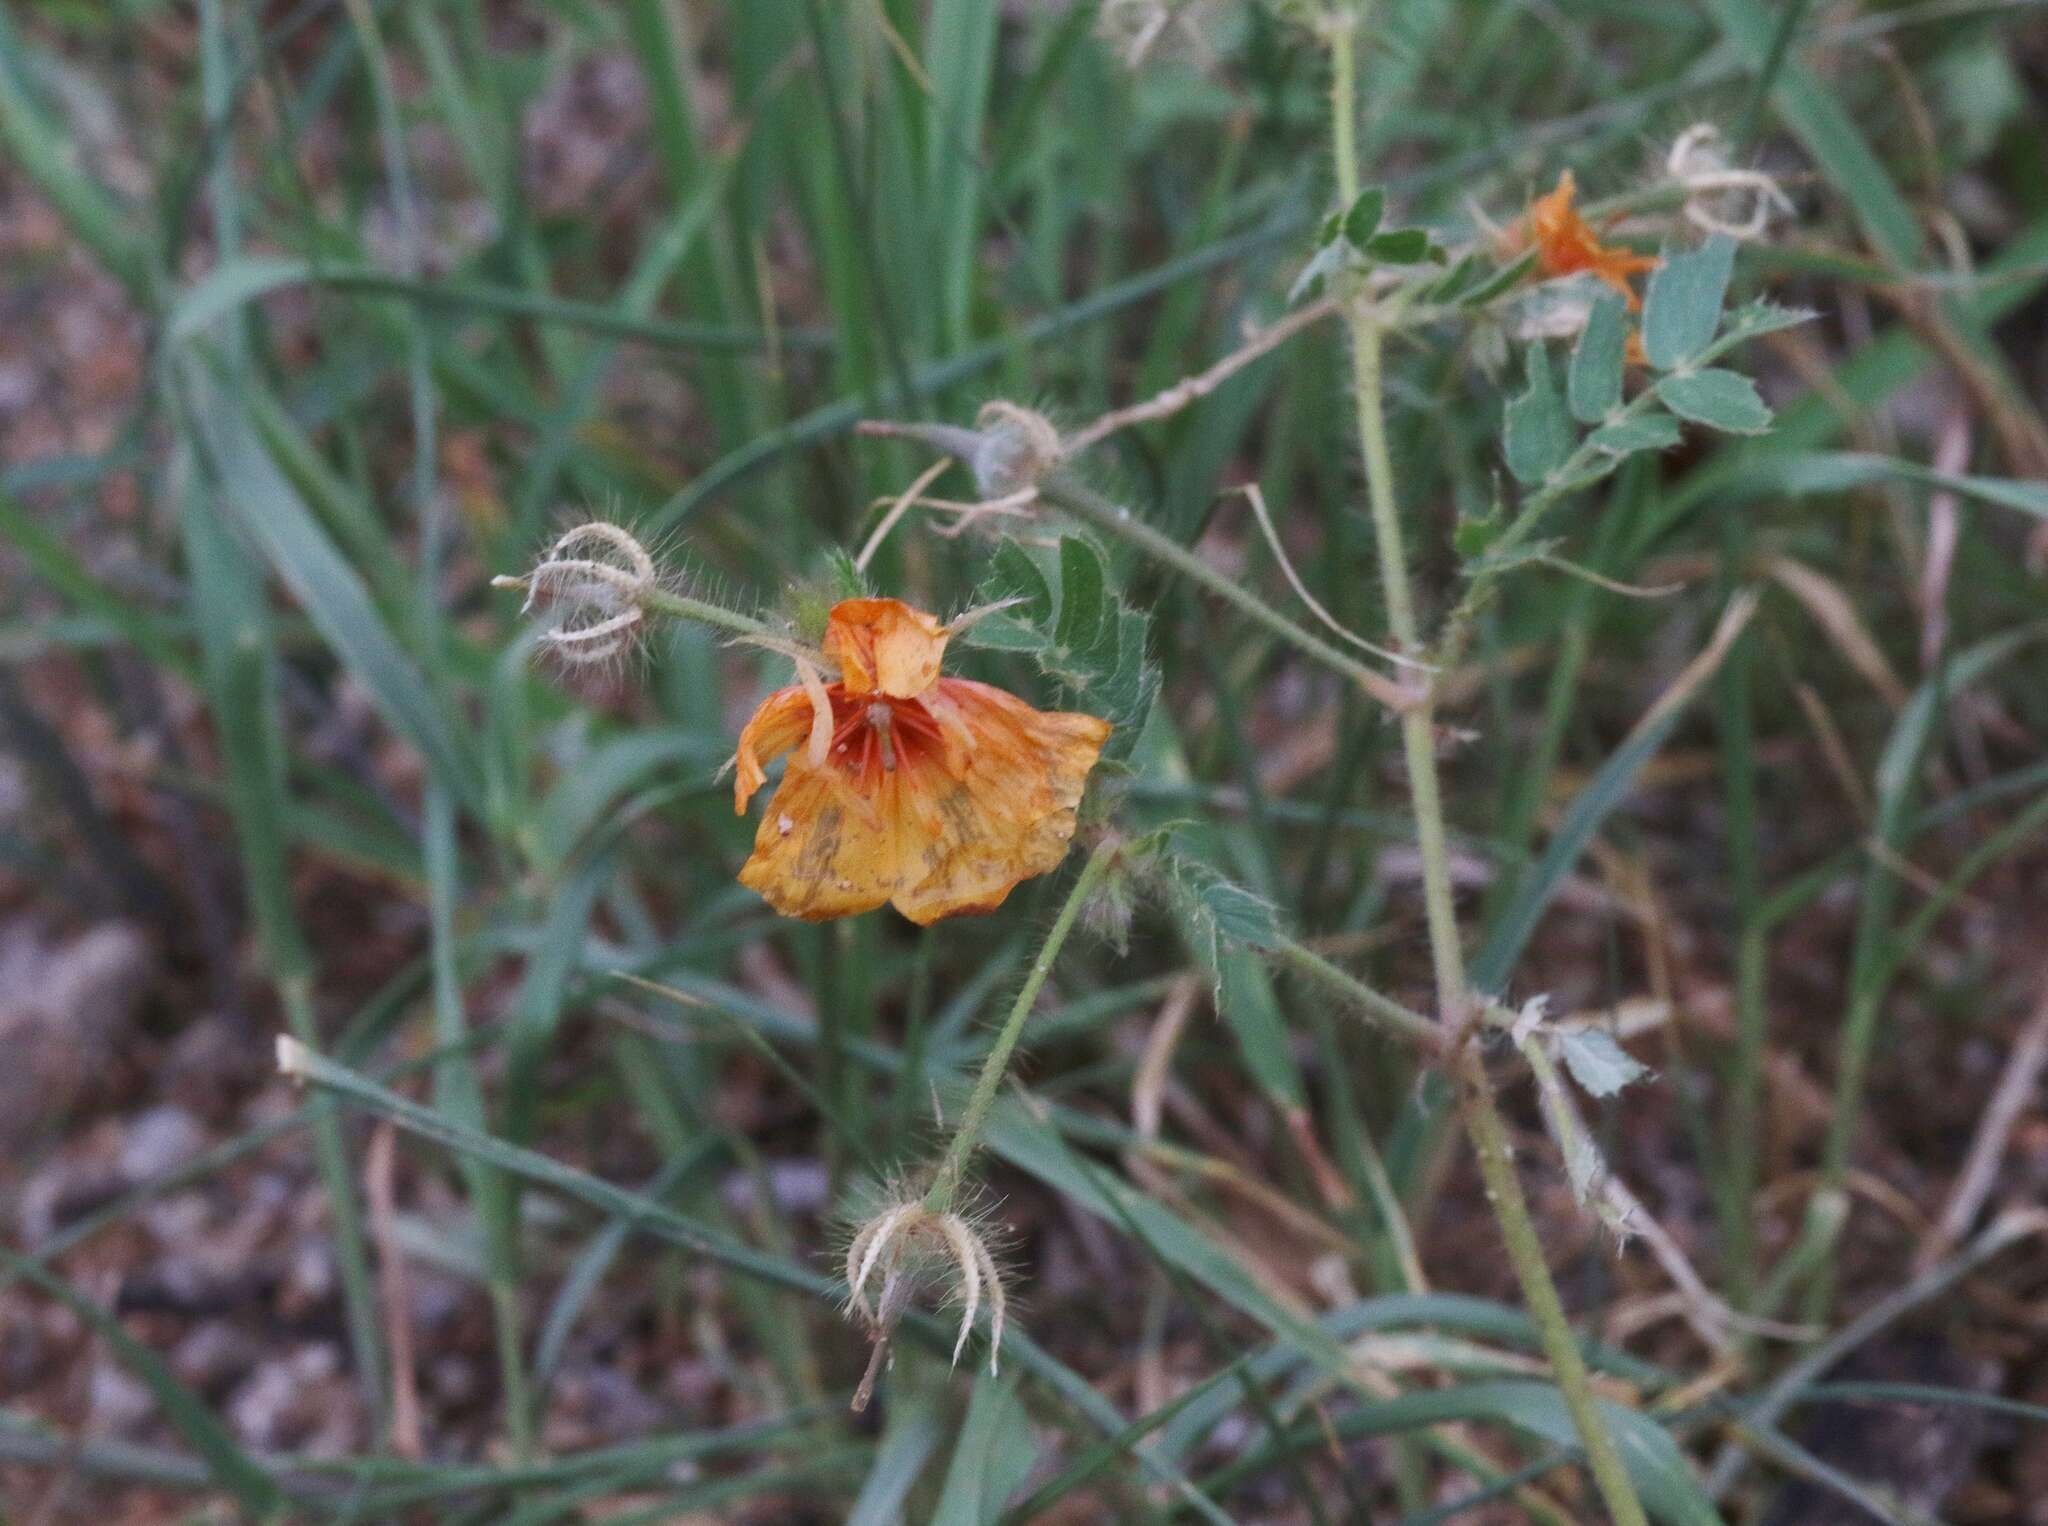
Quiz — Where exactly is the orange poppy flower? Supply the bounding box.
[733,597,1111,925]
[1507,170,1660,310]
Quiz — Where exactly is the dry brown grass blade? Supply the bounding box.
[1917,970,2048,1272]
[1763,556,1909,709]
[365,1120,423,1460]
[1917,412,1971,671]
[1790,678,1873,819]
[1130,976,1202,1143]
[1874,283,2048,482]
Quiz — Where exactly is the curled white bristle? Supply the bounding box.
[842,1195,1009,1406]
[1666,124,1792,242]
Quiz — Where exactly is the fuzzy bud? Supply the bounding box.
[971,401,1062,500]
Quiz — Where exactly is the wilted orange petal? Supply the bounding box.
[1513,169,1660,311]
[739,757,908,921]
[734,685,815,813]
[889,678,1111,925]
[824,597,949,699]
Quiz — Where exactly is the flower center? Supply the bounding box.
[827,691,944,792]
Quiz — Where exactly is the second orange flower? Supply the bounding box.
[1506,169,1660,311]
[734,598,1111,925]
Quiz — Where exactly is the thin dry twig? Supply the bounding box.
[1130,976,1202,1144]
[1918,411,1971,671]
[1064,296,1342,454]
[1534,555,1685,600]
[1918,971,2048,1272]
[854,456,951,573]
[365,1120,423,1460]
[1708,1207,2048,1500]
[1791,678,1874,820]
[1638,589,1761,734]
[1764,557,1909,709]
[1231,484,1433,669]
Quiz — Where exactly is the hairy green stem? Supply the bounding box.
[1456,1057,1648,1524]
[1325,16,1650,1523]
[925,842,1117,1211]
[638,587,798,649]
[1271,938,1443,1051]
[850,419,1415,713]
[496,570,833,672]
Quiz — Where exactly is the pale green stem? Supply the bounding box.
[639,586,791,646]
[925,842,1117,1211]
[1326,16,1650,1524]
[493,573,831,671]
[1361,317,1467,1020]
[1457,1056,1648,1525]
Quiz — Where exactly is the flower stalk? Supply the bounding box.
[833,838,1116,1410]
[925,838,1119,1213]
[1324,11,1651,1524]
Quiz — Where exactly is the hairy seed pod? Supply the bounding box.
[842,1193,1007,1411]
[496,521,657,668]
[971,401,1062,500]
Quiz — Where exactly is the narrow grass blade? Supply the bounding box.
[184,367,480,807]
[1476,595,1757,989]
[931,1374,1036,1525]
[0,1250,284,1517]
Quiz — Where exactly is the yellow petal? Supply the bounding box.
[738,756,907,921]
[889,679,1110,925]
[824,597,949,699]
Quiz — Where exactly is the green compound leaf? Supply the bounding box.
[1641,233,1735,370]
[1589,412,1683,455]
[1720,300,1816,341]
[1503,343,1575,484]
[966,536,1158,764]
[1054,536,1107,652]
[1453,510,1504,563]
[1460,247,1538,306]
[1658,368,1773,434]
[1363,227,1437,264]
[823,545,869,600]
[1568,294,1629,424]
[1341,185,1386,246]
[986,538,1052,623]
[1158,853,1297,1106]
[1288,239,1353,304]
[1169,857,1285,953]
[1546,454,1622,496]
[1426,249,1484,303]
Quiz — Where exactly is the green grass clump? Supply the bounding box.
[5,1,2048,1520]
